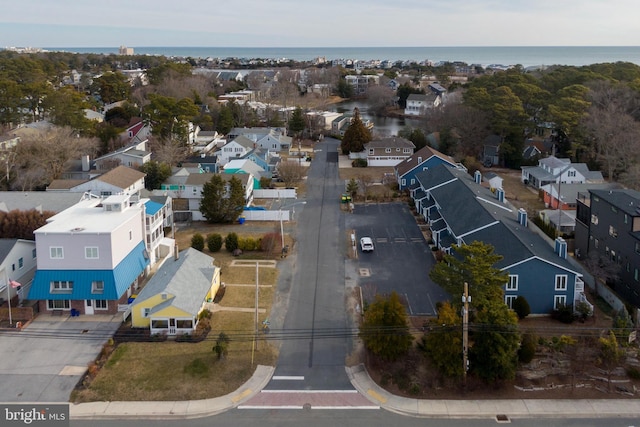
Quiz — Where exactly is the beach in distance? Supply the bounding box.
[41,45,640,68]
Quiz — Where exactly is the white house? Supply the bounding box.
[28,194,151,315]
[47,165,146,197]
[521,156,604,190]
[215,135,255,165]
[0,239,38,307]
[404,93,441,116]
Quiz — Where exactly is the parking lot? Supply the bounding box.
[346,202,449,316]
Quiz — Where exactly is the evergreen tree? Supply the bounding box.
[421,302,464,378]
[359,291,413,361]
[288,106,305,138]
[140,160,172,190]
[340,108,371,155]
[429,241,509,310]
[470,298,520,382]
[199,175,246,223]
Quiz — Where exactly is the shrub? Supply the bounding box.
[198,309,212,320]
[551,303,575,324]
[352,158,367,167]
[238,236,258,251]
[627,366,640,380]
[512,296,531,319]
[575,301,593,321]
[261,232,280,253]
[518,333,537,363]
[207,233,223,252]
[191,233,205,251]
[225,232,239,252]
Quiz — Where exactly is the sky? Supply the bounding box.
[2,0,640,48]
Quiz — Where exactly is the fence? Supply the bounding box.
[242,210,291,221]
[253,188,297,199]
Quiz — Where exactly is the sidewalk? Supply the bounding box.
[70,363,640,420]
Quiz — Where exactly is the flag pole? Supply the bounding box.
[4,269,11,326]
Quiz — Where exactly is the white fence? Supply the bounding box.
[242,210,291,221]
[253,188,297,199]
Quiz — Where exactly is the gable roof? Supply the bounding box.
[0,238,19,264]
[0,191,86,213]
[365,137,415,150]
[95,165,146,189]
[415,164,580,274]
[132,248,217,316]
[395,145,456,177]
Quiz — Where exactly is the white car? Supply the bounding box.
[360,237,374,252]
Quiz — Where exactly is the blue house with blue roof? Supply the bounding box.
[394,145,460,191]
[28,194,150,316]
[414,164,591,315]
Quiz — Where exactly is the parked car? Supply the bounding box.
[360,237,374,252]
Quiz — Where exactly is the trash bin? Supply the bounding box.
[238,216,246,224]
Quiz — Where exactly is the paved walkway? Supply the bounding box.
[69,364,640,420]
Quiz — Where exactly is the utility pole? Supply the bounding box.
[462,281,470,387]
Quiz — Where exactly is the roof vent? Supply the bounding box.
[70,227,85,232]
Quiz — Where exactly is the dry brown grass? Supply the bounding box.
[72,313,278,402]
[339,166,395,182]
[486,167,545,214]
[70,225,282,403]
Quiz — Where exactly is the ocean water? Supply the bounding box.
[42,46,640,68]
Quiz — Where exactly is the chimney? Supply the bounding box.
[474,170,481,184]
[555,237,567,259]
[517,208,528,227]
[496,187,505,203]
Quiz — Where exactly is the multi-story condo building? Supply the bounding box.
[575,188,640,309]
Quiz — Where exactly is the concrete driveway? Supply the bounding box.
[0,314,121,402]
[346,202,449,316]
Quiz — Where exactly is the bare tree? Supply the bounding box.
[12,126,99,190]
[357,173,374,202]
[366,85,395,116]
[148,136,188,166]
[277,160,306,187]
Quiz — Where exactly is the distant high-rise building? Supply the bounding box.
[119,45,134,55]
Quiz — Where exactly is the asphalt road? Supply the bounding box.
[347,202,450,316]
[267,137,353,390]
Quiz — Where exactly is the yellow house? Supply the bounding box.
[131,248,220,335]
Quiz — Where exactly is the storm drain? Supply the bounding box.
[495,414,511,423]
[359,268,371,277]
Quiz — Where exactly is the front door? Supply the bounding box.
[169,318,176,335]
[84,299,94,315]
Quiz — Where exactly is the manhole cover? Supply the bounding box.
[359,268,370,277]
[303,403,311,410]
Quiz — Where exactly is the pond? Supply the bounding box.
[328,100,425,137]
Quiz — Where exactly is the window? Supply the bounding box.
[50,247,63,259]
[506,275,518,291]
[129,230,132,240]
[555,275,567,291]
[611,205,618,213]
[594,238,599,249]
[385,148,391,153]
[505,295,517,309]
[85,247,99,259]
[95,300,108,310]
[609,226,618,237]
[142,308,150,318]
[18,257,23,269]
[32,248,36,259]
[568,170,576,177]
[554,295,567,310]
[401,179,406,186]
[636,242,640,255]
[92,281,104,293]
[51,281,73,293]
[47,300,70,310]
[591,214,598,225]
